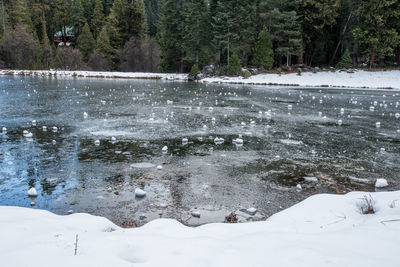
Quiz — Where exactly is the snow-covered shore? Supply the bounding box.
[201,70,400,90]
[1,191,399,267]
[1,69,399,90]
[0,69,187,81]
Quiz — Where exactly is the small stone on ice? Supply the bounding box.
[304,176,318,183]
[296,184,302,192]
[246,207,257,216]
[375,179,388,188]
[191,211,201,218]
[27,187,38,197]
[135,188,146,198]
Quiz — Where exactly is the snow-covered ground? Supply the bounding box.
[1,69,399,90]
[0,69,187,81]
[201,70,400,90]
[1,191,399,267]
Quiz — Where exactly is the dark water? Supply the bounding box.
[0,75,399,226]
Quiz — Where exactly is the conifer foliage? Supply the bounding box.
[0,0,398,71]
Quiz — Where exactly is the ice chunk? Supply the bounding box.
[304,176,318,183]
[246,207,257,216]
[296,184,302,192]
[23,131,33,138]
[27,187,38,197]
[214,137,224,145]
[375,179,388,188]
[135,188,146,198]
[130,163,155,169]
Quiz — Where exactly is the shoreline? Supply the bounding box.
[1,69,400,90]
[0,190,399,266]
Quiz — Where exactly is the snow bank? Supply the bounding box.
[1,191,399,267]
[1,69,399,90]
[201,70,400,90]
[0,69,187,81]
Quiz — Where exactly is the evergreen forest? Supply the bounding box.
[0,0,399,73]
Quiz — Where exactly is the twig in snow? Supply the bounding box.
[320,215,347,228]
[74,234,78,256]
[380,219,400,226]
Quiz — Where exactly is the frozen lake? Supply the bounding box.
[0,76,399,226]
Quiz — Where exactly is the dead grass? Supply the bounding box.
[359,194,375,214]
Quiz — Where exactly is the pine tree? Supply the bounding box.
[273,9,302,66]
[354,0,400,66]
[107,0,147,47]
[77,22,95,61]
[212,0,257,65]
[71,0,86,38]
[82,0,95,27]
[213,0,238,65]
[183,0,211,67]
[102,0,114,16]
[96,26,114,66]
[6,0,32,29]
[299,0,340,65]
[144,0,160,37]
[336,49,352,69]
[33,0,52,68]
[52,0,73,44]
[157,0,185,72]
[92,0,105,39]
[227,53,241,75]
[0,0,7,38]
[252,27,274,69]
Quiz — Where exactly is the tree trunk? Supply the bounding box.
[397,46,400,65]
[370,46,376,68]
[1,0,5,32]
[330,12,352,66]
[353,3,361,66]
[180,49,184,73]
[63,25,67,44]
[353,38,359,66]
[298,43,303,65]
[41,9,50,69]
[227,32,230,65]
